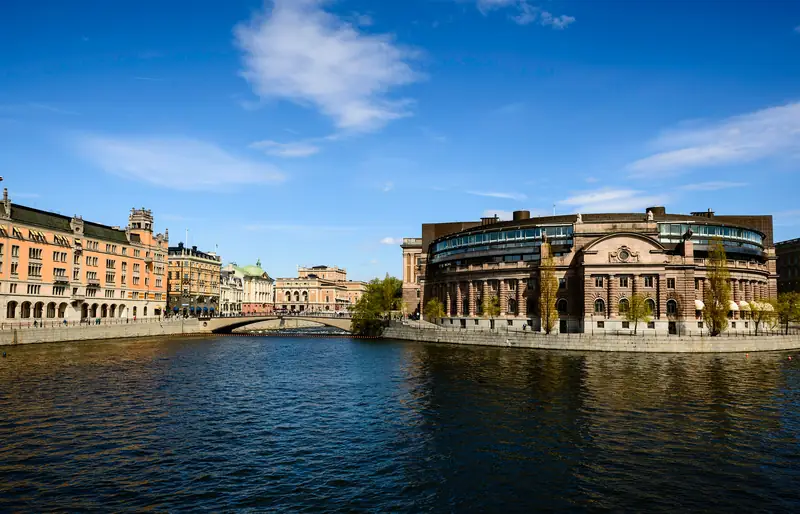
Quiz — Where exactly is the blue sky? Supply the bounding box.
[2,0,800,280]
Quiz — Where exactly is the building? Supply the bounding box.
[419,207,777,335]
[400,238,422,315]
[1,189,168,321]
[219,267,244,316]
[776,238,800,293]
[275,265,366,313]
[224,260,274,315]
[167,243,222,317]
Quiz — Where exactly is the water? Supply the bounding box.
[1,336,798,512]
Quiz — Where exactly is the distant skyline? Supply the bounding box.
[2,0,800,280]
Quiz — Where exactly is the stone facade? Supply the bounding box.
[419,208,777,336]
[167,243,221,317]
[227,261,274,315]
[275,265,365,313]
[1,188,169,322]
[219,268,244,316]
[400,238,422,315]
[776,238,800,293]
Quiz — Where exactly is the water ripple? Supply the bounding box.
[0,336,798,511]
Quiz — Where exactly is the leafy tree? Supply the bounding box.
[625,293,652,335]
[750,300,776,336]
[351,275,403,336]
[424,298,445,321]
[539,242,559,334]
[482,295,501,329]
[775,292,800,335]
[703,239,731,336]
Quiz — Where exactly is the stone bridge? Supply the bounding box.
[202,315,353,334]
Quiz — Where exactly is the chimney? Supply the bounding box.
[481,216,499,226]
[512,210,530,221]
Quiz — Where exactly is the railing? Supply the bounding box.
[0,316,181,331]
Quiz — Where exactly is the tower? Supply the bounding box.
[128,207,154,232]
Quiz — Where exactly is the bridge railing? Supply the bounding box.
[210,312,353,320]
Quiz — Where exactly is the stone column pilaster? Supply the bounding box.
[608,274,617,318]
[482,280,489,315]
[468,281,476,316]
[456,282,463,316]
[657,273,667,319]
[498,279,508,315]
[445,284,452,317]
[519,279,528,317]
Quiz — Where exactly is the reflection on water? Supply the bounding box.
[0,337,798,511]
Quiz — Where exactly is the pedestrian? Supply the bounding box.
[63,319,67,326]
[33,320,38,328]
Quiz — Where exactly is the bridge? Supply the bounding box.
[201,313,353,334]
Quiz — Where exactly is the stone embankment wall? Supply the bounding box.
[383,326,800,353]
[0,320,202,346]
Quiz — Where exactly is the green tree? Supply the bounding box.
[750,300,776,336]
[482,295,501,329]
[424,298,445,321]
[703,239,731,336]
[625,293,653,335]
[539,242,559,334]
[775,292,800,335]
[350,275,403,336]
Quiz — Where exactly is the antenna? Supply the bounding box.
[553,204,556,216]
[185,228,189,246]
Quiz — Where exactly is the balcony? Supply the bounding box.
[87,279,100,287]
[53,277,70,285]
[71,293,85,302]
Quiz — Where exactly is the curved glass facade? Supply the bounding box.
[430,225,573,263]
[658,223,764,255]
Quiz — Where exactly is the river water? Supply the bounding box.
[1,336,798,512]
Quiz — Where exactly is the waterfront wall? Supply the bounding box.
[0,319,202,346]
[383,325,800,353]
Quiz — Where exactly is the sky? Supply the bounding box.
[2,0,800,281]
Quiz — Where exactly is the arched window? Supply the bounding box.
[618,298,629,314]
[46,302,56,318]
[58,303,68,318]
[594,298,605,314]
[144,306,148,317]
[21,302,32,318]
[34,302,44,319]
[645,298,656,316]
[666,299,678,315]
[557,299,568,314]
[508,298,517,315]
[6,301,18,319]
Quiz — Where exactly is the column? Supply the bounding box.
[499,279,508,315]
[608,274,617,317]
[445,284,452,317]
[515,279,522,317]
[519,279,528,318]
[468,281,476,316]
[657,273,667,319]
[482,280,489,314]
[456,282,463,316]
[631,274,638,296]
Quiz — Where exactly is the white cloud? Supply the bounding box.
[467,190,527,201]
[585,176,599,183]
[483,209,514,220]
[679,181,748,191]
[382,181,394,192]
[249,139,320,158]
[235,0,421,132]
[75,134,285,191]
[380,237,401,245]
[627,102,800,176]
[475,1,574,28]
[558,188,668,213]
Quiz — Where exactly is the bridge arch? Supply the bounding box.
[206,315,353,334]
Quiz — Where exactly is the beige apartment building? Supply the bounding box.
[400,238,422,315]
[167,243,222,317]
[1,188,168,322]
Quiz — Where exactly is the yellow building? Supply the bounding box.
[1,189,168,322]
[167,243,222,317]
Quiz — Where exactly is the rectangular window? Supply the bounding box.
[11,262,19,275]
[73,268,80,280]
[731,322,737,329]
[28,263,42,277]
[133,277,140,285]
[647,321,655,329]
[29,248,43,260]
[87,271,97,280]
[54,268,66,277]
[11,245,19,257]
[644,276,654,288]
[597,321,604,328]
[558,278,566,290]
[87,288,97,297]
[620,276,629,288]
[122,248,127,256]
[27,284,41,295]
[9,283,17,293]
[156,278,162,288]
[622,321,630,329]
[133,263,140,272]
[53,286,65,295]
[698,321,704,328]
[145,278,149,286]
[74,254,80,265]
[106,244,111,252]
[595,276,604,288]
[106,272,115,283]
[106,259,115,269]
[667,278,676,289]
[695,278,700,290]
[134,249,140,257]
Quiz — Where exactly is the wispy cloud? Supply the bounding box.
[467,190,527,201]
[0,102,79,115]
[585,176,599,183]
[74,134,285,191]
[491,101,525,115]
[245,223,361,232]
[382,181,394,192]
[680,181,748,191]
[133,76,164,82]
[474,1,575,28]
[627,102,800,176]
[380,237,401,245]
[558,187,667,213]
[774,209,800,227]
[482,209,513,220]
[249,139,320,158]
[235,0,421,132]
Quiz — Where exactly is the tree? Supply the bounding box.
[625,293,652,335]
[482,295,501,329]
[351,275,403,336]
[703,239,731,336]
[774,292,800,335]
[750,300,776,336]
[539,242,559,334]
[424,298,445,321]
